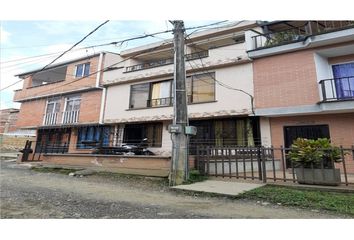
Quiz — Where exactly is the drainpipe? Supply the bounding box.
[95,52,106,124]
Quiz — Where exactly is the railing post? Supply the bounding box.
[320,80,327,101]
[340,146,348,186]
[261,147,267,183]
[257,146,262,181]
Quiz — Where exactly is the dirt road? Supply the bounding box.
[0,159,348,218]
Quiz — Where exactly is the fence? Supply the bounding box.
[196,146,354,186]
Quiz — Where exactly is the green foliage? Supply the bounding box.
[239,185,354,216]
[184,170,207,184]
[288,138,342,168]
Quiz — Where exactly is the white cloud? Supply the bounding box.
[0,26,11,44]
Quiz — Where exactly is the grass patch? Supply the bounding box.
[31,166,77,175]
[238,185,354,216]
[183,170,208,184]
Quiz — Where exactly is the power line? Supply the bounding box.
[35,20,110,74]
[1,21,240,93]
[13,41,172,98]
[184,34,255,115]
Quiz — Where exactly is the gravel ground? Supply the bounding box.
[0,159,349,219]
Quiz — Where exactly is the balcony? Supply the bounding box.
[62,110,80,124]
[252,21,354,50]
[320,76,354,102]
[43,112,59,125]
[124,50,209,73]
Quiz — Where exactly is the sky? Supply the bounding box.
[0,0,350,110]
[0,20,218,109]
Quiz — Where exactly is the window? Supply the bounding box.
[63,95,81,124]
[123,123,162,147]
[130,83,150,109]
[332,62,354,99]
[44,98,61,125]
[150,81,171,107]
[187,73,215,103]
[189,118,260,154]
[129,73,215,109]
[77,126,111,149]
[129,81,172,109]
[75,62,90,78]
[46,98,61,115]
[65,96,81,112]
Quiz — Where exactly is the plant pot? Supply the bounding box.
[294,168,341,186]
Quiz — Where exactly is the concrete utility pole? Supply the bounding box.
[169,20,189,186]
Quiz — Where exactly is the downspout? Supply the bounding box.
[95,52,106,124]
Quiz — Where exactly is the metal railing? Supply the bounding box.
[147,97,173,107]
[320,76,354,102]
[62,110,80,124]
[43,112,58,125]
[125,50,209,73]
[196,145,354,186]
[252,21,354,50]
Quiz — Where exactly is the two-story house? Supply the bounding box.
[14,52,121,156]
[247,21,354,168]
[102,21,264,157]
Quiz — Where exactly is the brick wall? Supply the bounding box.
[16,99,47,128]
[24,154,171,177]
[14,56,100,101]
[269,113,354,173]
[253,49,319,109]
[15,90,102,129]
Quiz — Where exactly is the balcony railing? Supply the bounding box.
[125,50,209,73]
[62,110,80,124]
[43,112,59,125]
[252,21,354,50]
[147,97,173,107]
[320,76,354,102]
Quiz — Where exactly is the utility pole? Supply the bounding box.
[169,20,189,186]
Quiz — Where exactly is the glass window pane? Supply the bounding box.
[130,83,150,108]
[73,99,81,111]
[192,73,214,103]
[75,64,83,77]
[54,102,61,112]
[84,63,90,76]
[46,103,54,114]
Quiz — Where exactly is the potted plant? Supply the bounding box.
[288,138,342,186]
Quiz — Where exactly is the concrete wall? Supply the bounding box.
[104,63,254,124]
[0,135,35,151]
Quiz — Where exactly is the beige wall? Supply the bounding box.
[103,43,249,86]
[104,63,254,123]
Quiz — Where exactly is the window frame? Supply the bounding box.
[74,62,91,78]
[128,72,215,109]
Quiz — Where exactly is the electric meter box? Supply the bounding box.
[185,126,197,135]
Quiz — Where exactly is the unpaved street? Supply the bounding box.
[0,159,348,219]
